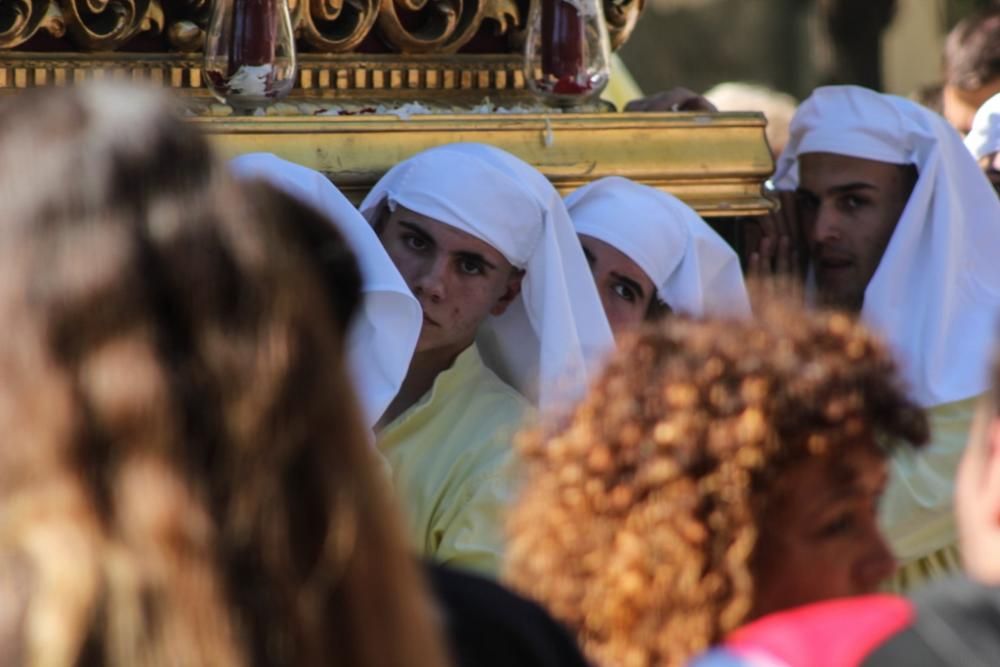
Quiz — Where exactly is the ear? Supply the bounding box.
[490,269,524,317]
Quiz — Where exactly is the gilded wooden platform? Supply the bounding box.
[197,111,774,216]
[1,0,775,216]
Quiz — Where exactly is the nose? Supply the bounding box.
[413,257,447,303]
[812,203,843,245]
[854,523,897,592]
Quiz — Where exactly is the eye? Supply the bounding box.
[838,194,869,212]
[818,512,855,538]
[403,233,428,251]
[612,282,637,303]
[458,258,485,276]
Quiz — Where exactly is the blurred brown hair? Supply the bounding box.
[0,84,449,667]
[506,300,927,667]
[944,6,1000,91]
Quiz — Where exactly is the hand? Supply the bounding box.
[745,190,806,302]
[624,87,718,113]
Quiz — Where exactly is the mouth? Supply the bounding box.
[819,260,853,271]
[817,252,854,272]
[422,313,439,327]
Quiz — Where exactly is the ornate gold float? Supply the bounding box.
[0,0,773,216]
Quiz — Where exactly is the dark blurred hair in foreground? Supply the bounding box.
[0,84,448,667]
[506,298,928,667]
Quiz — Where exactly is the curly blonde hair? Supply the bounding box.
[505,302,927,667]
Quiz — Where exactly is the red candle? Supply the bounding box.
[228,0,279,75]
[539,0,590,94]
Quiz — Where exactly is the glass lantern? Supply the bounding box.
[204,0,298,112]
[524,0,611,108]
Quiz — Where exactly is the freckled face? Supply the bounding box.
[751,443,895,619]
[377,206,521,358]
[579,234,657,339]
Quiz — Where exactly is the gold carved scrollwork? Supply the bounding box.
[61,0,164,51]
[0,0,67,49]
[438,0,519,54]
[1,0,632,55]
[168,20,203,51]
[603,0,643,51]
[167,0,210,51]
[297,0,379,53]
[476,0,518,35]
[376,0,459,54]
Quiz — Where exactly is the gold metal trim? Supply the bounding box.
[0,52,537,101]
[196,111,775,216]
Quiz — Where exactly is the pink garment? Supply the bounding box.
[725,595,914,667]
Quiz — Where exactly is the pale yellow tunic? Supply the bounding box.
[880,395,981,592]
[378,344,528,577]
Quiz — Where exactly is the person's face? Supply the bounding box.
[751,443,895,619]
[955,396,1000,584]
[979,152,1000,197]
[797,153,914,312]
[943,79,1000,135]
[378,206,522,357]
[579,234,657,338]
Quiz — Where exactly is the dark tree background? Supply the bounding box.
[819,0,897,90]
[619,0,998,99]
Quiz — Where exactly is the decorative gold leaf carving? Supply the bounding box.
[479,0,518,34]
[603,0,643,51]
[297,0,379,52]
[61,0,162,51]
[165,0,210,51]
[168,19,202,51]
[142,0,165,32]
[377,0,459,54]
[438,0,519,54]
[2,0,635,55]
[1,0,67,50]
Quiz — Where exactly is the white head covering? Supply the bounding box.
[360,143,614,411]
[965,92,1000,160]
[230,153,422,427]
[565,176,751,319]
[774,85,1000,407]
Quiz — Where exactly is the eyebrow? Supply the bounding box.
[398,220,498,272]
[457,251,498,273]
[797,182,879,198]
[611,271,646,300]
[398,220,435,246]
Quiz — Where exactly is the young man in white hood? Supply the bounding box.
[361,143,614,576]
[564,175,751,338]
[765,85,1000,591]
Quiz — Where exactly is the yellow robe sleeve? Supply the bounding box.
[880,394,982,592]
